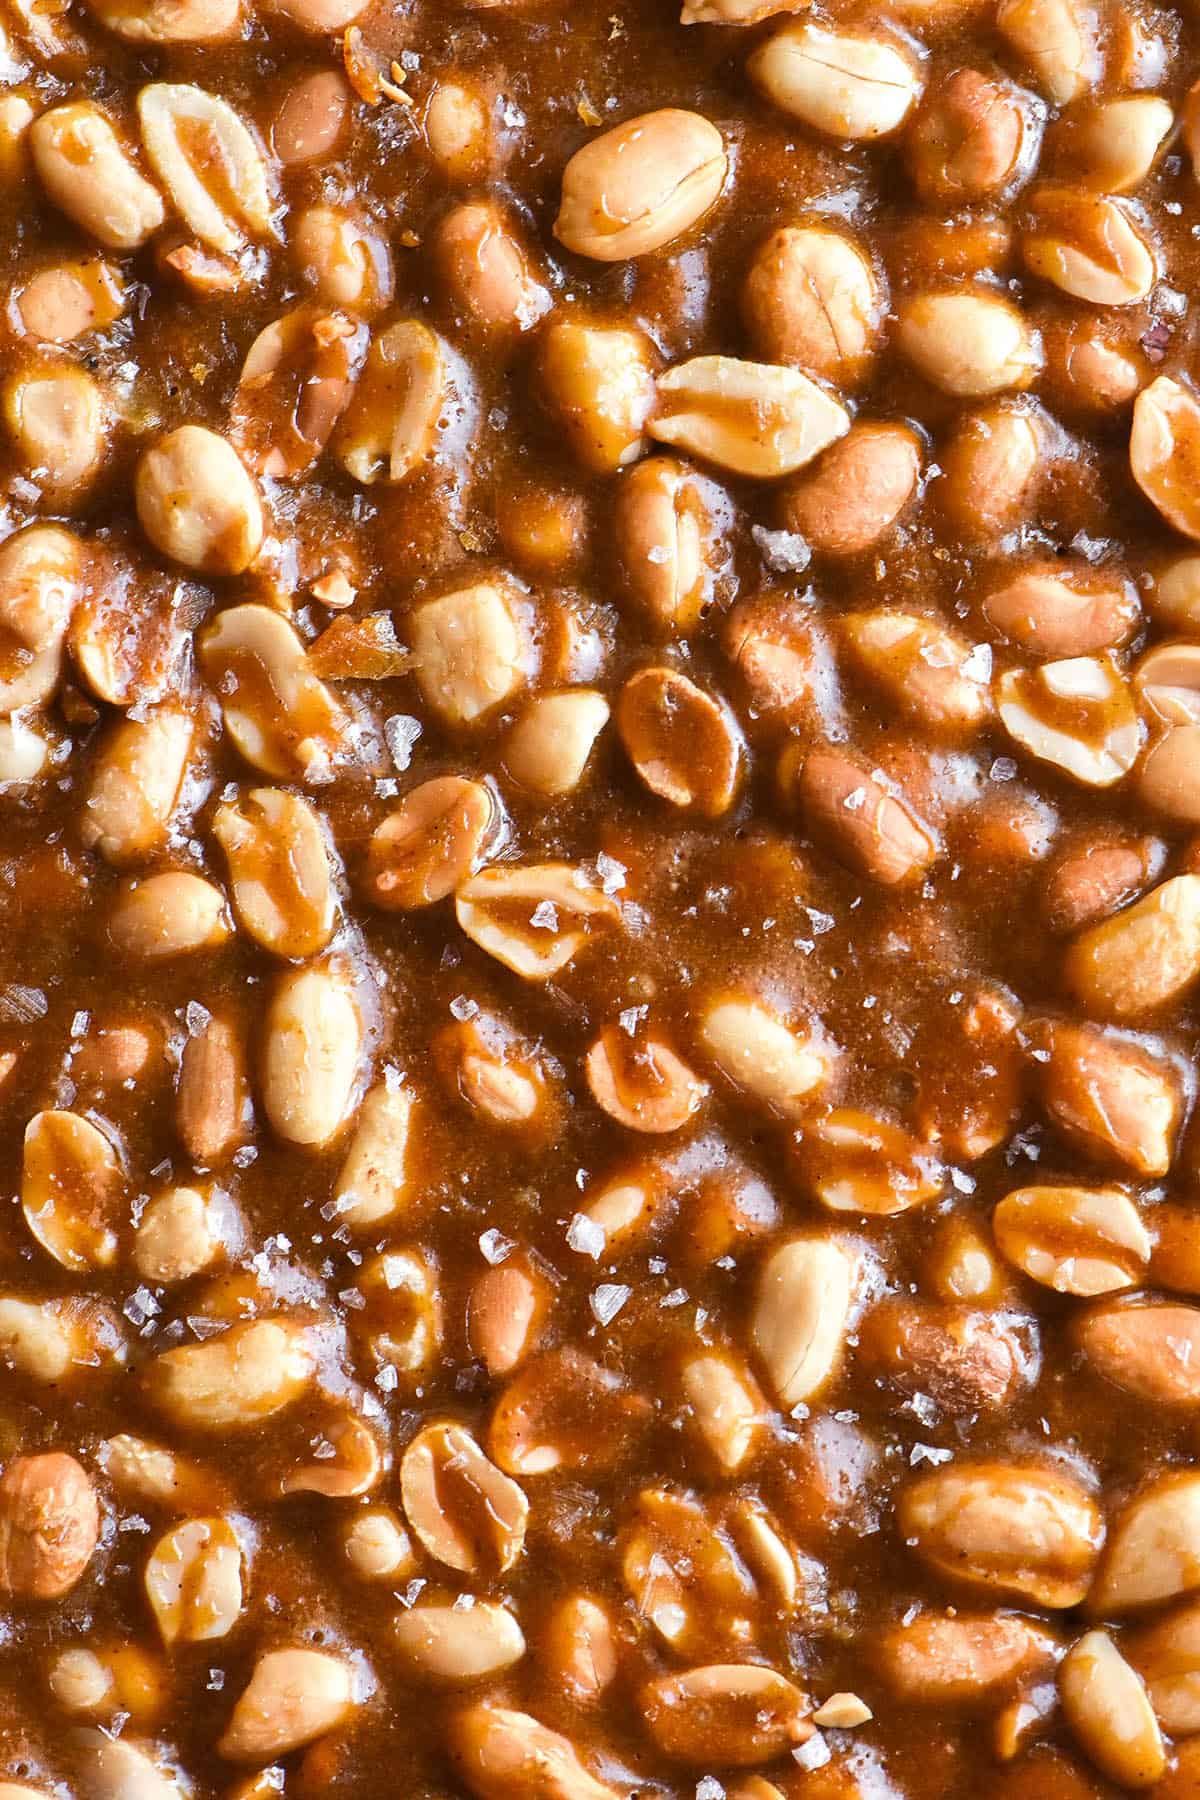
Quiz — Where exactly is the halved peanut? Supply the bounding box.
[394,1601,525,1685]
[800,1108,945,1216]
[145,1318,314,1431]
[1034,1019,1181,1176]
[742,224,882,385]
[1128,1601,1200,1734]
[87,0,240,41]
[0,523,82,713]
[697,994,835,1117]
[283,1408,382,1498]
[555,108,726,261]
[997,0,1100,103]
[649,354,849,479]
[436,1010,556,1136]
[536,316,657,473]
[781,422,921,557]
[860,1300,1026,1411]
[997,656,1141,788]
[897,290,1041,396]
[448,1704,621,1800]
[137,82,276,254]
[177,1013,250,1168]
[0,1295,126,1387]
[335,319,449,485]
[136,427,264,576]
[898,1462,1103,1608]
[134,1184,233,1283]
[30,103,164,249]
[232,307,367,479]
[993,1184,1150,1295]
[212,788,334,960]
[434,200,549,333]
[874,1611,1057,1704]
[352,1247,441,1371]
[795,748,936,884]
[907,70,1031,205]
[980,561,1140,658]
[1053,95,1173,194]
[22,1109,124,1272]
[292,204,393,315]
[585,1023,707,1134]
[144,1516,243,1644]
[366,778,494,909]
[752,1235,855,1407]
[612,456,725,633]
[0,1452,99,1600]
[1131,376,1200,541]
[400,1421,528,1575]
[1059,1630,1165,1790]
[540,1592,618,1704]
[456,863,619,980]
[468,1259,550,1377]
[331,1080,413,1230]
[70,1734,185,1800]
[750,22,922,138]
[1066,873,1200,1019]
[1023,188,1156,306]
[640,1664,812,1766]
[410,581,531,726]
[1043,835,1161,935]
[262,960,363,1147]
[4,361,107,500]
[108,872,231,961]
[939,402,1042,541]
[680,1349,766,1473]
[82,705,193,865]
[838,609,990,736]
[198,605,345,782]
[616,665,742,815]
[219,1649,358,1763]
[490,1348,650,1474]
[1136,644,1200,816]
[1095,1475,1200,1614]
[621,1487,753,1657]
[504,690,610,798]
[1074,1302,1200,1406]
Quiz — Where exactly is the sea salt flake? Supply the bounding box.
[591,1283,631,1325]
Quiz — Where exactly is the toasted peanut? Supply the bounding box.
[613,456,724,633]
[136,427,264,576]
[859,1301,1027,1412]
[838,609,989,735]
[540,1593,618,1704]
[649,353,849,479]
[434,200,549,334]
[1059,1630,1165,1789]
[801,1107,945,1215]
[1075,1302,1200,1406]
[342,1507,414,1580]
[680,1349,766,1473]
[939,402,1042,541]
[448,1704,621,1800]
[1043,836,1160,934]
[292,205,392,315]
[424,80,494,183]
[1023,187,1156,306]
[556,109,725,261]
[134,1185,232,1283]
[456,863,619,980]
[283,1408,382,1499]
[330,1080,413,1230]
[980,562,1140,658]
[1095,1475,1200,1614]
[335,319,448,485]
[993,1183,1150,1295]
[490,1348,650,1475]
[232,307,366,480]
[1066,873,1200,1019]
[13,258,125,344]
[752,1235,854,1407]
[1035,1020,1181,1176]
[616,665,742,815]
[98,1434,222,1512]
[82,705,193,865]
[0,523,82,713]
[30,103,164,249]
[641,1664,812,1766]
[537,316,657,473]
[4,362,107,499]
[366,778,494,909]
[697,995,835,1116]
[219,1649,357,1763]
[997,0,1100,102]
[795,749,936,884]
[781,422,920,556]
[146,1318,313,1431]
[504,690,609,798]
[88,0,240,40]
[742,224,883,384]
[621,1486,758,1656]
[750,22,922,138]
[274,71,349,165]
[468,1261,550,1377]
[899,1462,1102,1607]
[212,788,334,960]
[897,291,1041,396]
[394,1601,525,1685]
[586,1023,707,1134]
[410,581,531,726]
[1053,94,1173,193]
[0,1452,98,1599]
[400,1421,528,1574]
[352,1247,441,1372]
[1131,376,1200,541]
[177,1013,250,1167]
[144,1516,242,1643]
[108,872,231,961]
[907,70,1030,204]
[137,83,275,255]
[22,1109,124,1272]
[0,1295,126,1386]
[71,1732,185,1800]
[1128,1601,1200,1734]
[874,1612,1057,1704]
[199,605,345,782]
[997,655,1141,789]
[262,960,362,1148]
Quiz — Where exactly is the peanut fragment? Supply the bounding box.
[640,1664,812,1765]
[899,1462,1103,1608]
[1059,1630,1165,1790]
[0,1452,99,1600]
[400,1421,528,1575]
[199,605,345,783]
[997,0,1100,103]
[555,109,726,261]
[456,863,619,980]
[1066,873,1200,1019]
[22,1109,124,1272]
[366,778,494,909]
[649,354,850,479]
[212,788,335,959]
[993,1184,1150,1295]
[144,1516,243,1644]
[145,1318,314,1431]
[1131,376,1200,541]
[71,1733,185,1800]
[1094,1475,1200,1614]
[752,1235,855,1407]
[998,656,1141,787]
[336,319,449,485]
[331,1080,413,1229]
[219,1649,358,1763]
[134,1185,232,1284]
[616,665,742,815]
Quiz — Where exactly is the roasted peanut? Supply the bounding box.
[219,1649,358,1762]
[874,1611,1057,1705]
[400,1421,528,1574]
[997,0,1100,103]
[907,71,1032,205]
[262,960,363,1147]
[448,1704,621,1800]
[752,1235,855,1407]
[366,778,494,909]
[107,872,232,961]
[537,316,658,473]
[410,581,532,726]
[1066,873,1200,1019]
[555,109,726,260]
[456,863,619,980]
[434,201,550,334]
[649,353,849,479]
[136,428,264,576]
[741,224,883,384]
[30,103,163,249]
[585,1022,707,1133]
[697,994,836,1116]
[1131,376,1200,542]
[212,788,335,959]
[795,748,936,884]
[750,22,923,138]
[1074,1302,1200,1406]
[137,83,276,255]
[616,665,742,815]
[145,1318,314,1431]
[1059,1630,1165,1789]
[1033,1019,1181,1176]
[198,604,345,782]
[993,1183,1150,1295]
[838,610,990,735]
[640,1664,813,1766]
[897,290,1041,396]
[0,1452,99,1599]
[899,1462,1103,1607]
[612,456,725,633]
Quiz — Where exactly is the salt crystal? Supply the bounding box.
[590,1283,630,1325]
[567,1213,605,1258]
[479,1228,515,1265]
[384,714,423,771]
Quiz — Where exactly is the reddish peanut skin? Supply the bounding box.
[1032,1018,1183,1176]
[779,422,921,555]
[1042,836,1163,934]
[858,1300,1030,1412]
[0,1452,100,1599]
[1074,1303,1200,1404]
[795,749,935,885]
